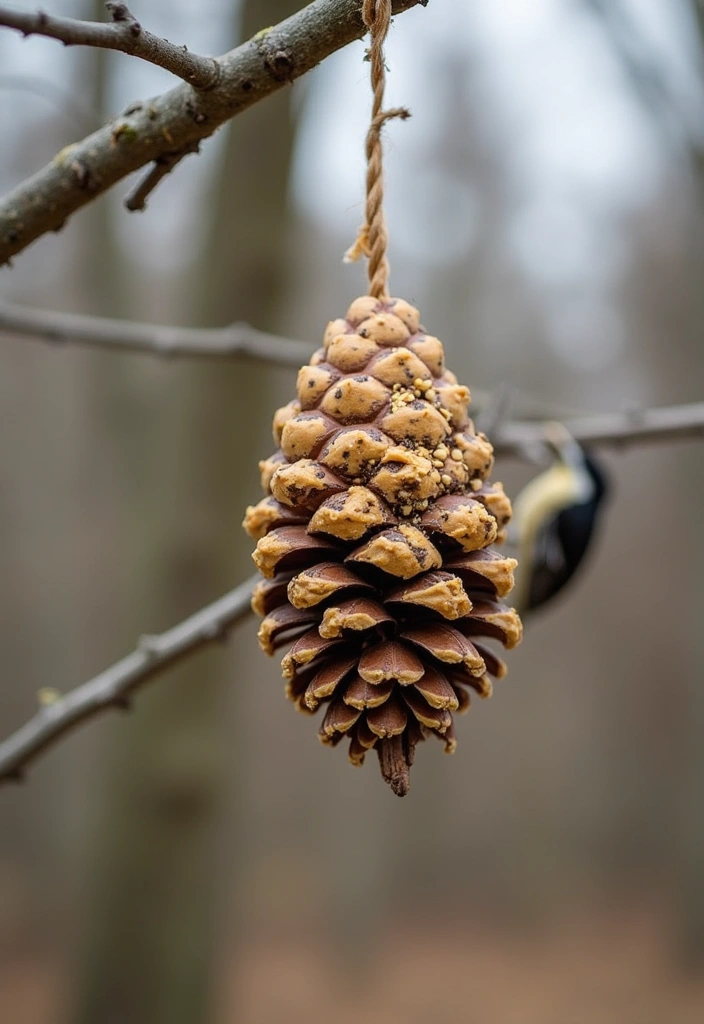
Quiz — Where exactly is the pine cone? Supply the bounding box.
[243,295,522,796]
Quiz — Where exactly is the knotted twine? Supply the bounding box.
[344,0,410,300]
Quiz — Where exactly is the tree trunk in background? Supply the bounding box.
[670,231,704,967]
[676,443,704,967]
[673,8,704,961]
[72,2,299,1022]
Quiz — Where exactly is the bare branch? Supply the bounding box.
[124,140,200,211]
[494,402,704,455]
[0,0,426,266]
[0,1,220,89]
[0,575,258,785]
[0,298,313,365]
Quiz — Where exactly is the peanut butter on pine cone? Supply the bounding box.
[244,295,522,796]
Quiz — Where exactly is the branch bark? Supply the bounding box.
[0,0,426,266]
[0,1,220,88]
[0,298,313,364]
[0,575,258,784]
[123,140,200,211]
[493,402,704,455]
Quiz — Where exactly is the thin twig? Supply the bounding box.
[0,299,313,365]
[124,141,200,212]
[0,1,220,89]
[493,402,704,455]
[0,575,258,785]
[0,0,426,266]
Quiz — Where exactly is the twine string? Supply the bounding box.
[344,0,410,300]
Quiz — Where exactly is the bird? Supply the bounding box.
[509,424,609,615]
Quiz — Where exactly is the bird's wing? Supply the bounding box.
[526,517,570,610]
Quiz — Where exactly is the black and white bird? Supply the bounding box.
[510,425,609,614]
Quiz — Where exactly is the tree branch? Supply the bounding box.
[123,140,200,211]
[0,575,258,785]
[0,298,314,365]
[0,1,220,89]
[0,399,701,785]
[0,0,427,266]
[493,402,704,455]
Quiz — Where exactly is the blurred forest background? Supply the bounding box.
[1,0,704,1021]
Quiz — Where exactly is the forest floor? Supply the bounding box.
[226,901,704,1024]
[2,900,703,1022]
